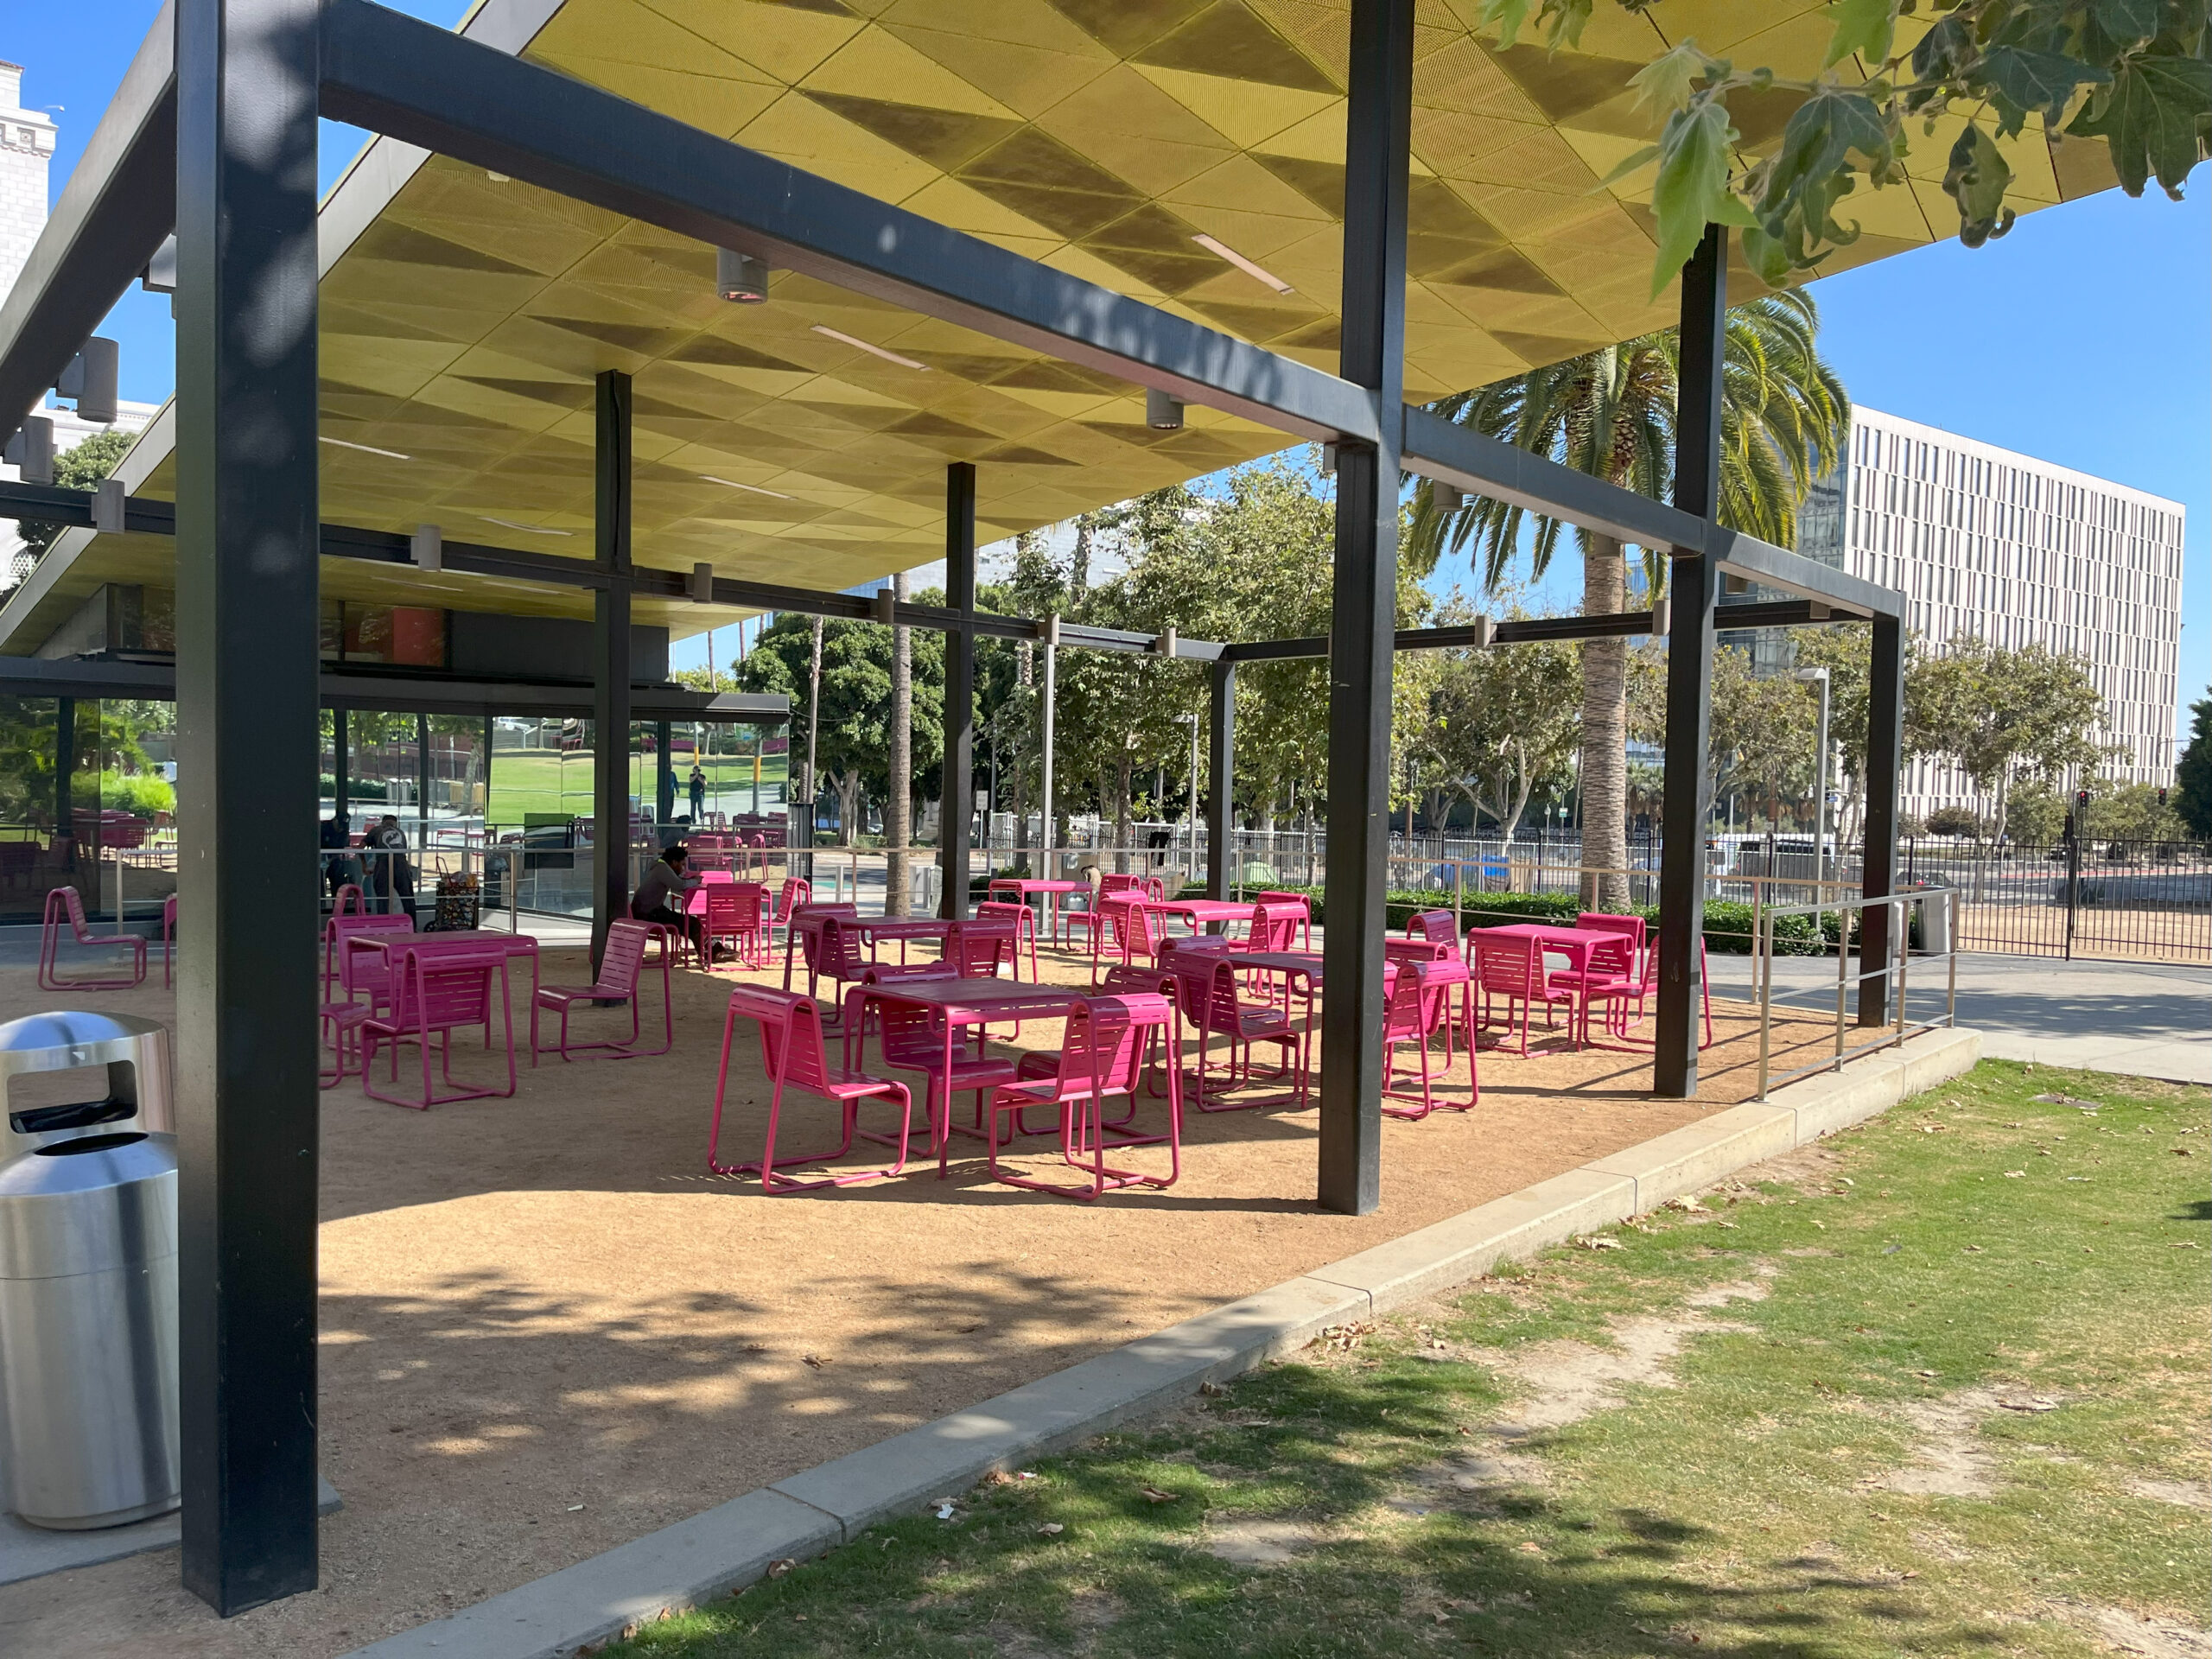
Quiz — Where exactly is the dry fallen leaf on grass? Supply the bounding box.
[802,1355,830,1370]
[1199,1381,1227,1398]
[765,1559,795,1579]
[1037,1522,1064,1536]
[1139,1485,1180,1504]
[1581,1235,1624,1251]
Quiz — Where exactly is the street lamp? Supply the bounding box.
[1793,665,1832,929]
[1178,711,1201,891]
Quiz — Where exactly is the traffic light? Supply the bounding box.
[2159,786,2169,807]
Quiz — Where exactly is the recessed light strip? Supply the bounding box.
[810,324,929,371]
[1192,233,1294,295]
[700,474,791,499]
[319,435,412,461]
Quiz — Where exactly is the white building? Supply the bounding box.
[0,60,157,589]
[1798,404,2187,821]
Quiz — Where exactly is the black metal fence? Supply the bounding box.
[1899,836,2212,963]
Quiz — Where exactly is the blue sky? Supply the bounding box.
[11,6,2205,731]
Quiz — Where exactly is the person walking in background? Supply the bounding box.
[689,762,707,822]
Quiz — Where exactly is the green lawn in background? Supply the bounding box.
[607,1060,2209,1658]
[486,748,787,821]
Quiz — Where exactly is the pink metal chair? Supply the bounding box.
[38,887,147,991]
[974,900,1039,980]
[1064,872,1135,955]
[1090,897,1168,985]
[1586,937,1715,1052]
[1382,959,1478,1121]
[1547,927,1638,1046]
[162,893,178,988]
[982,994,1182,1201]
[331,882,366,918]
[1227,901,1299,955]
[944,918,1018,982]
[1466,932,1573,1057]
[360,942,517,1109]
[772,877,811,944]
[870,995,1022,1173]
[531,919,673,1062]
[701,884,768,969]
[1166,950,1304,1112]
[710,984,912,1192]
[325,911,414,1004]
[785,902,859,995]
[319,1000,371,1090]
[1255,891,1313,951]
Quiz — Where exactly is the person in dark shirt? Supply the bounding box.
[371,814,414,918]
[321,813,355,898]
[632,843,706,957]
[688,763,708,821]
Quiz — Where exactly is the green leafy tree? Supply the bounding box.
[2175,696,2212,838]
[1422,594,1581,840]
[1411,290,1847,905]
[1481,0,2211,293]
[2083,779,2189,841]
[1908,634,2113,836]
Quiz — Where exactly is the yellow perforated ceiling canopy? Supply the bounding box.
[73,0,2119,633]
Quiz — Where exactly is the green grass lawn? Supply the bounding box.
[487,748,787,820]
[605,1061,2209,1658]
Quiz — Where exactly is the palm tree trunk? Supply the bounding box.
[1580,534,1630,908]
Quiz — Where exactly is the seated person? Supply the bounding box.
[631,843,709,957]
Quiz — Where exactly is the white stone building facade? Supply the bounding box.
[0,62,156,588]
[1797,404,2187,822]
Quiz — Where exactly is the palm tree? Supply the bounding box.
[1407,289,1848,908]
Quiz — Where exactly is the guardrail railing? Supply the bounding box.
[1754,888,1958,1102]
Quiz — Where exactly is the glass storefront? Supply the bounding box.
[0,694,179,926]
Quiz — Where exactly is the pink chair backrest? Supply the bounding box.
[1578,912,1643,951]
[332,913,413,994]
[388,944,497,1031]
[705,886,763,929]
[775,878,810,920]
[333,883,365,918]
[1044,995,1168,1102]
[873,996,944,1068]
[1412,909,1459,945]
[1107,899,1160,958]
[1248,903,1298,952]
[598,921,650,995]
[1383,959,1448,1039]
[1100,963,1175,999]
[1471,933,1542,997]
[49,886,95,942]
[975,900,1033,937]
[1583,931,1635,976]
[948,921,1013,978]
[817,915,868,978]
[1256,891,1309,918]
[1167,953,1246,1039]
[727,984,836,1092]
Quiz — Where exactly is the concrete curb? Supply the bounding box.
[345,1025,1980,1658]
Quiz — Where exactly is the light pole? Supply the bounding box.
[1793,664,1832,929]
[1179,711,1200,893]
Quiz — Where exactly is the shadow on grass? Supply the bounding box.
[607,1357,1974,1659]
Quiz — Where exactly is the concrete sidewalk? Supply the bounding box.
[1707,950,2210,1084]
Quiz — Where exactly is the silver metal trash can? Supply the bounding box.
[0,1012,174,1162]
[0,1128,180,1529]
[1916,881,1954,957]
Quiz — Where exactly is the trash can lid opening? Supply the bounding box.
[35,1132,148,1158]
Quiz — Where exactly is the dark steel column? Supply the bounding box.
[938,461,976,921]
[1205,659,1236,900]
[1857,613,1905,1024]
[1319,0,1414,1217]
[593,369,632,970]
[172,0,321,1614]
[655,721,676,823]
[1653,225,1728,1099]
[332,707,347,825]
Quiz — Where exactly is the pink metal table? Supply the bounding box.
[346,928,542,1008]
[846,976,1089,1173]
[986,877,1088,944]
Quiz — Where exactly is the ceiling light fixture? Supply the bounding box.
[810,325,928,371]
[716,248,770,302]
[1429,480,1465,512]
[479,515,573,537]
[1192,233,1294,295]
[319,435,411,461]
[1145,388,1185,431]
[700,474,791,499]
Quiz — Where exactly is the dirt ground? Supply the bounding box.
[0,930,1849,1656]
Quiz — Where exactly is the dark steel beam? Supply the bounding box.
[0,4,175,445]
[1653,225,1729,1102]
[172,0,321,1615]
[1707,529,1900,620]
[939,461,976,921]
[1858,613,1906,1024]
[1318,0,1414,1219]
[315,0,1377,447]
[1205,659,1236,900]
[593,370,633,971]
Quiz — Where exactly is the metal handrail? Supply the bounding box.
[1754,887,1958,1101]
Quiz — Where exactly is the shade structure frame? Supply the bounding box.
[939,462,976,924]
[592,368,633,973]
